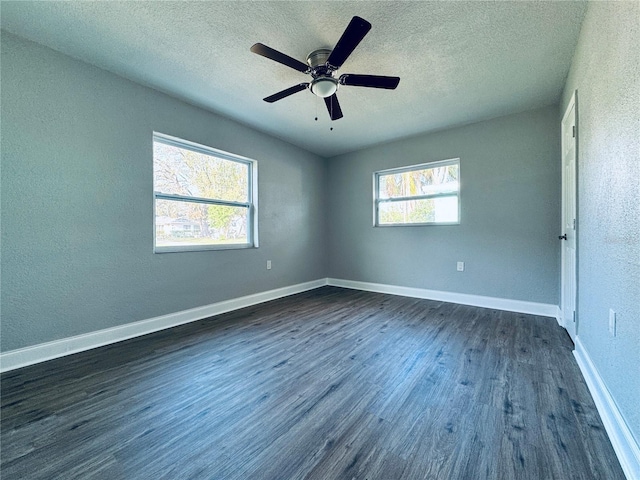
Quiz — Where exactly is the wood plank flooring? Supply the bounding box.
[1,287,625,479]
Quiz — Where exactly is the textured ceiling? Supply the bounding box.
[1,1,588,157]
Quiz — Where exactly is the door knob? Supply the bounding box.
[559,234,567,240]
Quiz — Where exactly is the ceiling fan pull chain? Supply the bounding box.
[330,99,334,130]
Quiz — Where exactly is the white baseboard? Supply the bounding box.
[555,306,564,327]
[327,278,558,318]
[1,278,558,373]
[0,279,328,373]
[574,337,640,480]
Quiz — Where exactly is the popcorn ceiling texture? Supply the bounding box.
[562,1,640,446]
[1,1,587,157]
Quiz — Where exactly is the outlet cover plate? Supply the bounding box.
[608,309,616,336]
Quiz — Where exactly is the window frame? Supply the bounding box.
[153,132,258,253]
[373,158,461,227]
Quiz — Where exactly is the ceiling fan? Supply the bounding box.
[250,16,400,121]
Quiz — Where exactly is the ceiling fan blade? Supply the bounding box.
[339,74,400,89]
[324,94,344,121]
[263,83,309,103]
[250,43,309,73]
[327,16,372,69]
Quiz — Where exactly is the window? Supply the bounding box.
[374,159,460,226]
[153,133,257,252]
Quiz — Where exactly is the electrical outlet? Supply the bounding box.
[609,309,616,336]
[457,261,465,272]
[266,260,272,270]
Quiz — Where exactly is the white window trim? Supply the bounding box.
[153,132,258,253]
[373,158,460,227]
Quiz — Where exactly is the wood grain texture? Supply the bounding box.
[1,287,625,479]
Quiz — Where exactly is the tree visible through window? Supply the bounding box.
[374,159,460,225]
[153,133,257,252]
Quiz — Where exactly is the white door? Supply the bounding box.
[561,92,577,341]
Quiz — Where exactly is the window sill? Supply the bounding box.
[154,243,256,253]
[374,222,460,227]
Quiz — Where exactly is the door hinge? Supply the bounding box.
[573,218,576,230]
[572,126,576,138]
[573,310,576,323]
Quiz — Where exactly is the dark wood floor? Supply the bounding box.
[1,287,624,479]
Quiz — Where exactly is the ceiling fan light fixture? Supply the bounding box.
[310,77,338,98]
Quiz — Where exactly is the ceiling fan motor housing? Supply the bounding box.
[306,49,332,69]
[307,49,339,98]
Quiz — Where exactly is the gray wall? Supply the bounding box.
[327,106,561,305]
[561,1,640,443]
[1,33,327,352]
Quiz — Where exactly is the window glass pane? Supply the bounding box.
[378,164,459,199]
[378,196,458,224]
[153,141,248,202]
[155,199,248,247]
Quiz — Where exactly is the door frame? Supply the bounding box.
[561,90,578,339]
